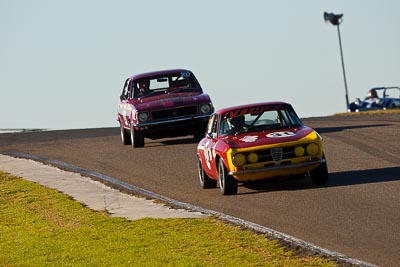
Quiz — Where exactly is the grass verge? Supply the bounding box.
[0,171,336,266]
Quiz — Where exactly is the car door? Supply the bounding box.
[202,114,220,179]
[119,79,132,128]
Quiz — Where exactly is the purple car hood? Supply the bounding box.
[129,92,211,111]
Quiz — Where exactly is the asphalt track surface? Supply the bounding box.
[1,113,399,266]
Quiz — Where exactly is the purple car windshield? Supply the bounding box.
[133,71,201,98]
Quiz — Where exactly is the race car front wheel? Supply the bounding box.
[218,159,238,195]
[310,156,329,185]
[120,122,131,145]
[130,124,145,148]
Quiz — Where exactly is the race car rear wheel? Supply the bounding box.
[218,159,238,195]
[130,124,144,148]
[198,159,217,189]
[310,156,329,185]
[120,122,131,145]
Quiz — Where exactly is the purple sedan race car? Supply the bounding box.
[117,69,214,147]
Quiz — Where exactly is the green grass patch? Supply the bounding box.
[0,171,336,266]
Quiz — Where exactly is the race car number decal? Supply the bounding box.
[240,136,258,142]
[266,131,296,138]
[202,140,213,169]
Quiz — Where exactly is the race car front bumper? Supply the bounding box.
[229,158,325,182]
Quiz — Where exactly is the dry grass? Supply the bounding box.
[335,109,400,116]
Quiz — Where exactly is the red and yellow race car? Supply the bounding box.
[197,102,328,195]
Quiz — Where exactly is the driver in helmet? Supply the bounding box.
[365,88,381,108]
[366,89,379,100]
[137,80,150,96]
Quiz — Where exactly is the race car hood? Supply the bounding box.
[129,92,211,111]
[221,126,318,149]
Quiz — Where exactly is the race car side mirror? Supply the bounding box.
[206,132,217,139]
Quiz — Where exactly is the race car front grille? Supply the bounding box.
[257,147,295,163]
[270,148,283,163]
[151,106,198,121]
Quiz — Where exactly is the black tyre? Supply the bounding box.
[310,157,329,185]
[348,102,358,112]
[130,124,144,148]
[120,122,131,145]
[218,159,238,195]
[198,159,217,189]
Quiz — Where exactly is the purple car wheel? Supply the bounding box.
[130,124,144,148]
[120,122,131,145]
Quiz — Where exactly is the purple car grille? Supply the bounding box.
[151,106,198,121]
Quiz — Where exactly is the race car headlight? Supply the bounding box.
[294,146,305,157]
[247,152,259,164]
[138,112,149,122]
[233,153,246,167]
[200,104,211,114]
[306,143,319,156]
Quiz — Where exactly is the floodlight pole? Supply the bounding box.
[336,24,349,109]
[324,12,350,110]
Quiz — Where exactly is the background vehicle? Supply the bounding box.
[197,102,328,195]
[348,86,400,112]
[118,69,213,147]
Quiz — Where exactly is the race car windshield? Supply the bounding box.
[220,109,302,135]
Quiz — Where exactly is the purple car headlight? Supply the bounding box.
[200,104,211,114]
[138,112,149,122]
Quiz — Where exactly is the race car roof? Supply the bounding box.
[128,69,193,81]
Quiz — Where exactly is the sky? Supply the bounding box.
[1,0,399,130]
